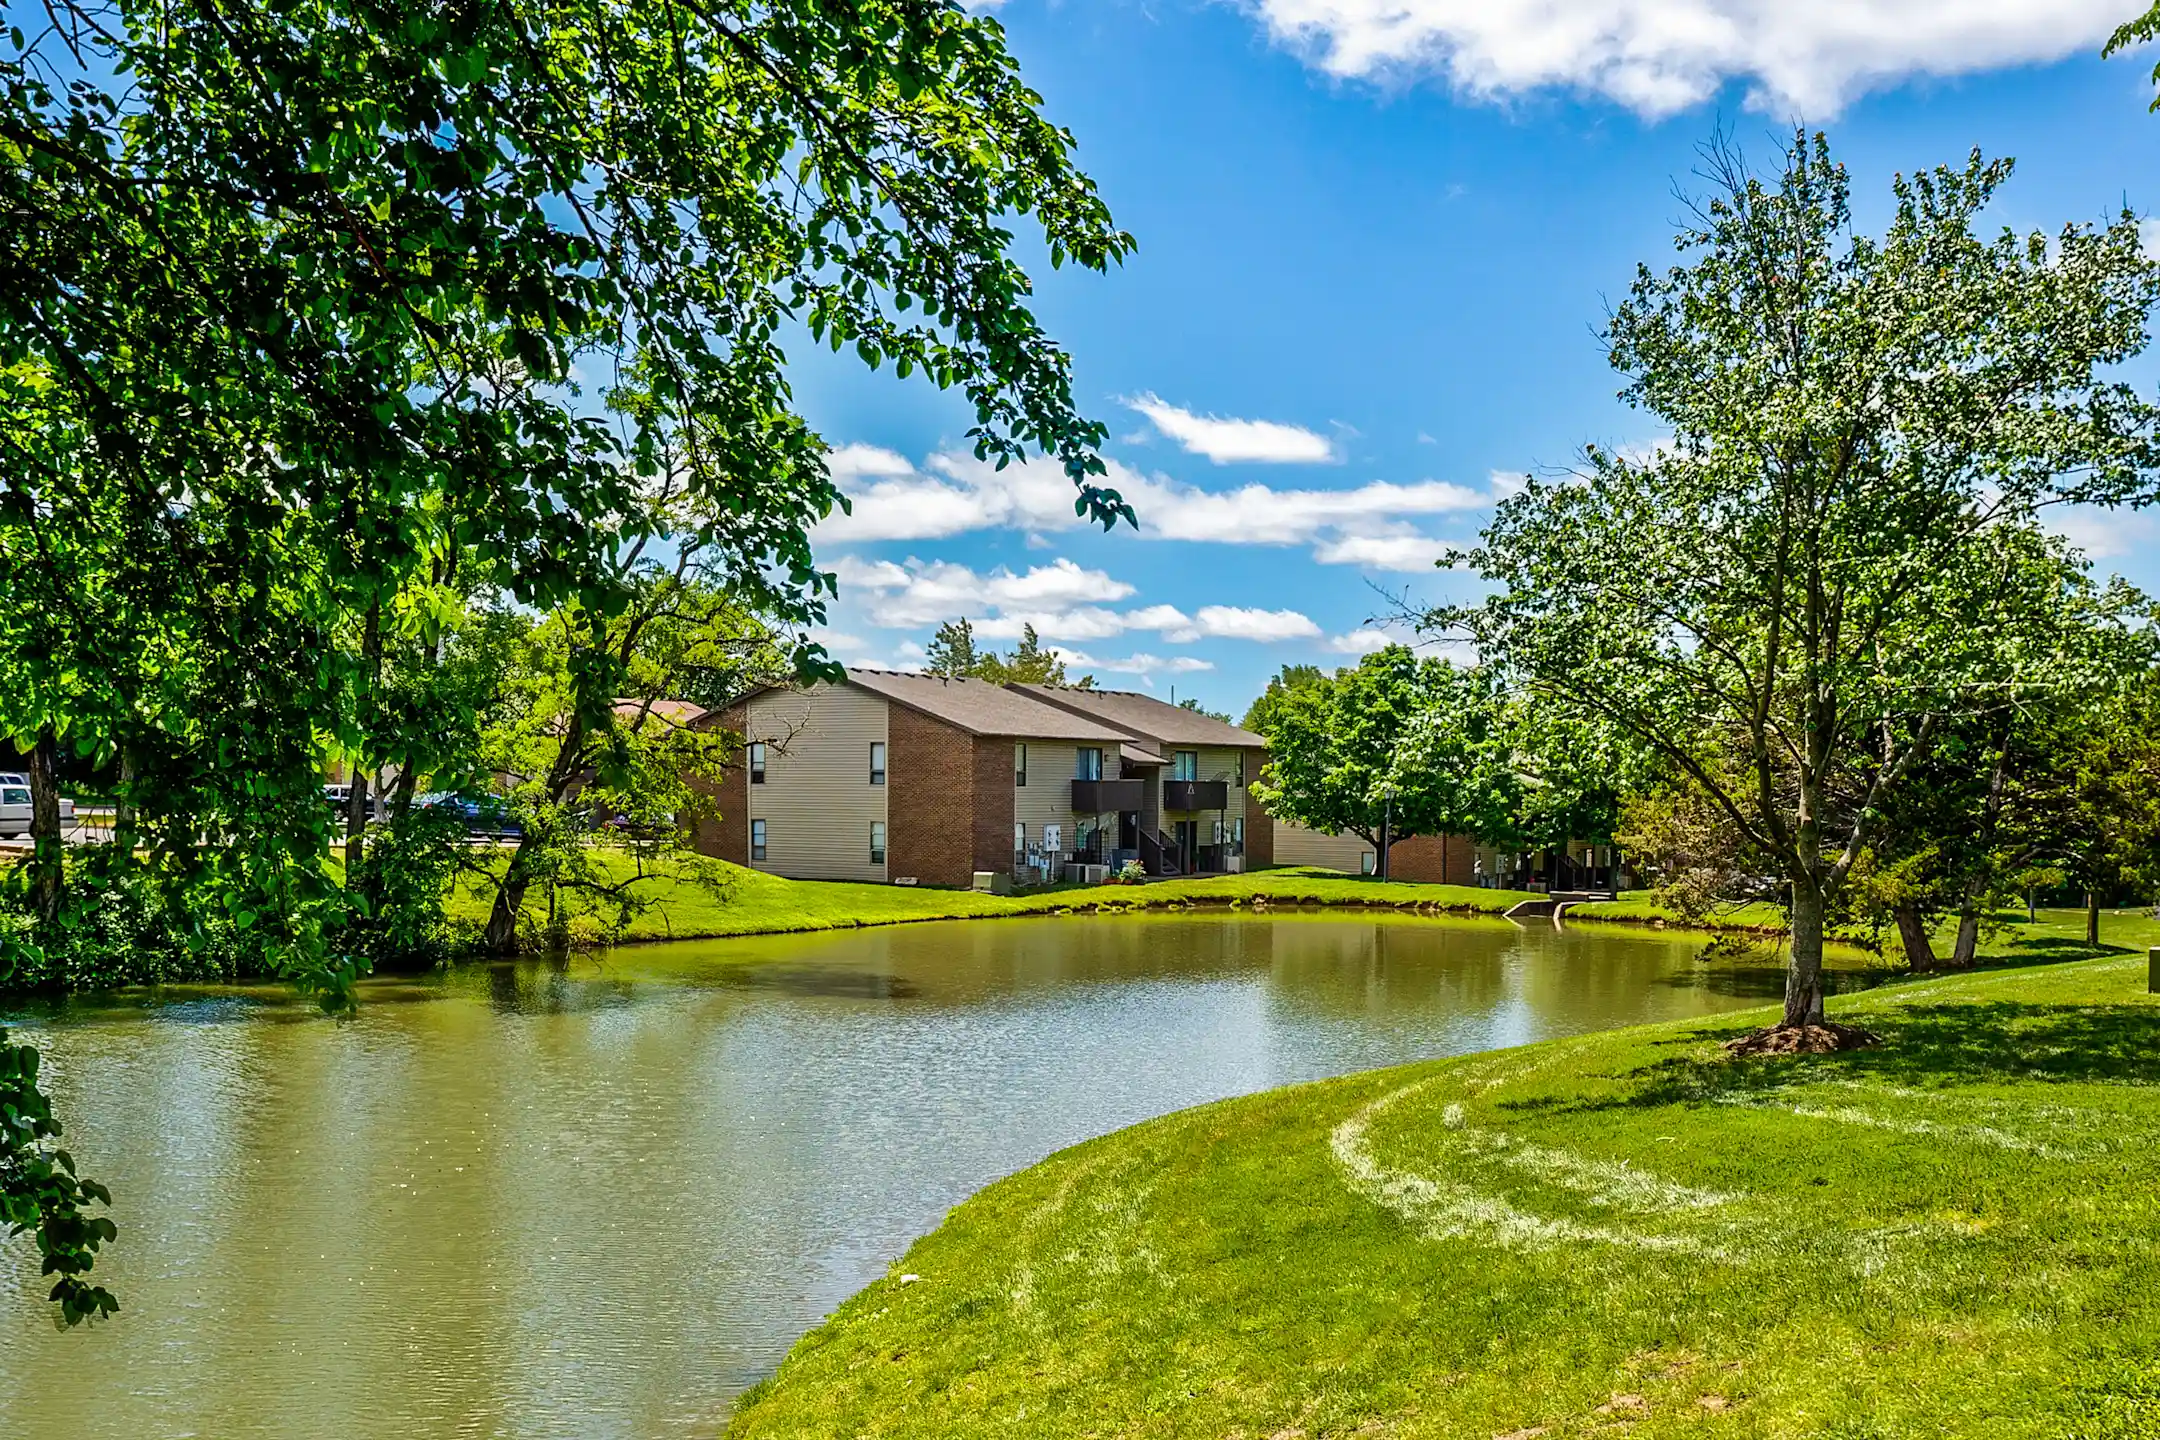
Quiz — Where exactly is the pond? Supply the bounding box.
[0,911,1830,1438]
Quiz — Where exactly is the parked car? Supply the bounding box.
[416,792,523,839]
[0,772,25,786]
[0,782,75,838]
[323,783,384,818]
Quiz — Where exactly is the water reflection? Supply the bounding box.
[2,913,1845,1439]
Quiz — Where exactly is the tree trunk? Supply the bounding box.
[1784,878,1828,1027]
[2086,891,2101,948]
[26,728,62,924]
[484,833,540,956]
[1893,903,1939,972]
[345,600,382,854]
[1950,899,1982,969]
[113,745,138,862]
[345,769,370,847]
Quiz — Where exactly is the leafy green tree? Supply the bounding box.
[1251,646,1515,878]
[925,620,984,678]
[2032,672,2160,947]
[928,620,1095,686]
[1241,664,1325,738]
[1175,698,1233,724]
[474,580,792,956]
[0,0,1131,1320]
[1433,134,2160,1036]
[976,624,1074,685]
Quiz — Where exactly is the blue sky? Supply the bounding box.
[787,0,2160,715]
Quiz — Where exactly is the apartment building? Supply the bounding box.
[689,670,1518,888]
[692,669,1132,886]
[1010,684,1271,875]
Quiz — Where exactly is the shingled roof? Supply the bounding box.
[844,670,1131,741]
[1011,684,1266,748]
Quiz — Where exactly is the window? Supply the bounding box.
[870,822,886,865]
[0,787,26,806]
[749,743,767,784]
[751,819,767,861]
[869,742,886,786]
[1013,821,1026,855]
[1173,750,1198,781]
[1014,743,1028,787]
[1233,817,1245,853]
[1075,747,1102,781]
[1359,850,1376,875]
[1236,752,1245,787]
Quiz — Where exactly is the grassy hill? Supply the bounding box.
[440,855,1537,946]
[726,950,2160,1439]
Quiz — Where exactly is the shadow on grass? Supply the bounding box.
[1553,999,2160,1120]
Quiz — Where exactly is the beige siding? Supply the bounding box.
[1271,820,1377,874]
[1014,740,1082,854]
[744,685,889,882]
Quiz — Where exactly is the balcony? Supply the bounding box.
[1161,779,1228,812]
[1071,777,1146,813]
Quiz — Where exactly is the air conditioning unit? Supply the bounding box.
[1065,863,1110,884]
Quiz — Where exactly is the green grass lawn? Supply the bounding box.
[726,951,2160,1439]
[438,849,2160,965]
[439,853,1541,947]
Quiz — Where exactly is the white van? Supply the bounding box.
[0,784,75,838]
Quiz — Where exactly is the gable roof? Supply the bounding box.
[1012,684,1267,748]
[844,669,1130,741]
[612,697,709,731]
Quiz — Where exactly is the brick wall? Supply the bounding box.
[1386,833,1477,884]
[688,705,749,865]
[1242,748,1273,866]
[970,736,1017,875]
[888,704,979,887]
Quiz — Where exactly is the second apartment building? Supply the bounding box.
[694,669,1135,887]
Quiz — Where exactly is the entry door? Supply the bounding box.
[1118,811,1138,850]
[1174,820,1198,871]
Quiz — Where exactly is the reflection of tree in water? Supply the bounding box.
[1262,920,1520,1020]
[483,956,638,1016]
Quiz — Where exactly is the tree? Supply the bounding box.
[977,624,1078,685]
[1176,698,1233,724]
[1242,664,1325,738]
[925,620,983,678]
[1250,646,1515,878]
[927,620,1095,686]
[2038,673,2160,947]
[1433,134,2160,1040]
[0,0,1132,1321]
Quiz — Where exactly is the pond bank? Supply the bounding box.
[724,950,2160,1440]
[450,855,1823,954]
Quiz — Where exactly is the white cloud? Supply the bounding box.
[1247,0,2126,118]
[832,556,1135,627]
[832,555,1320,646]
[827,443,917,483]
[1127,393,1338,465]
[814,450,1080,543]
[1054,650,1217,676]
[815,446,1507,572]
[1311,530,1452,572]
[1181,606,1323,642]
[2050,506,2159,563]
[1328,628,1400,654]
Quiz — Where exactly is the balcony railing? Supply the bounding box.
[1161,779,1228,812]
[1070,777,1145,812]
